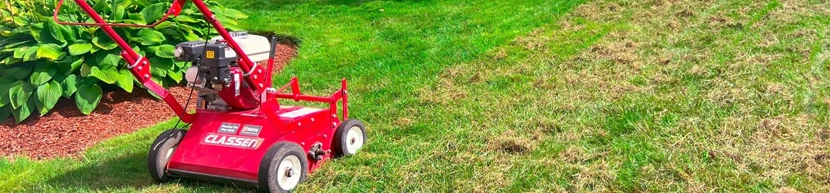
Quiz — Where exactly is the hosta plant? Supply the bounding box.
[0,0,247,123]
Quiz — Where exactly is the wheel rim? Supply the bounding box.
[165,146,176,160]
[277,155,302,190]
[345,126,364,154]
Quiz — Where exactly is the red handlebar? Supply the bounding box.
[53,0,186,27]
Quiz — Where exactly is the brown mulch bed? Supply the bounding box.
[0,43,296,160]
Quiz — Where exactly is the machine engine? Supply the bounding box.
[174,31,272,111]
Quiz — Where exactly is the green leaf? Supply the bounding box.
[175,60,187,68]
[81,63,92,77]
[13,47,28,58]
[46,21,66,43]
[208,6,225,14]
[181,30,200,41]
[0,93,8,109]
[62,74,78,98]
[28,24,42,42]
[12,17,27,27]
[127,46,144,57]
[96,53,121,68]
[3,40,34,51]
[0,78,14,107]
[1,65,34,80]
[75,84,103,115]
[154,21,176,29]
[23,46,39,62]
[150,65,167,77]
[52,73,67,85]
[35,80,62,116]
[92,32,118,50]
[29,63,57,86]
[141,3,167,24]
[173,15,199,23]
[84,26,97,37]
[168,69,183,83]
[78,77,100,88]
[128,13,145,24]
[113,6,126,20]
[9,80,33,109]
[149,45,175,58]
[54,55,76,65]
[68,43,93,56]
[117,69,134,93]
[178,24,193,34]
[37,44,65,61]
[137,29,166,45]
[60,25,77,43]
[11,97,35,123]
[92,0,109,12]
[149,57,175,69]
[0,106,10,122]
[69,58,84,75]
[180,7,195,15]
[222,9,248,19]
[0,56,16,65]
[90,65,119,84]
[38,23,62,45]
[215,15,238,26]
[114,28,132,42]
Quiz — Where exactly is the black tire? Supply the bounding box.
[147,129,187,183]
[258,142,309,193]
[332,119,367,158]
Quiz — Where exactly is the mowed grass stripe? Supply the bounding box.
[405,0,830,192]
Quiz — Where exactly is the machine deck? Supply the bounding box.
[167,105,336,184]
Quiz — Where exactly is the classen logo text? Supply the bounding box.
[202,133,263,149]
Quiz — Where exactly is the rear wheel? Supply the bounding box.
[259,142,309,193]
[147,129,186,183]
[333,119,367,158]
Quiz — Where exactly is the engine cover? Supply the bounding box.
[210,31,272,63]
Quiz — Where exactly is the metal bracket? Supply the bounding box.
[127,56,144,69]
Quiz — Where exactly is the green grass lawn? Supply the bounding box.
[4,0,830,192]
[1,0,585,192]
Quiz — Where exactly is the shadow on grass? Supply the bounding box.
[35,151,255,192]
[30,152,152,191]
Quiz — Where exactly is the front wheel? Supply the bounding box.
[332,119,367,158]
[259,142,309,193]
[147,129,186,183]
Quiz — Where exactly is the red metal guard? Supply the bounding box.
[274,77,349,121]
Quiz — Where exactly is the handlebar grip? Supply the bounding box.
[268,37,278,59]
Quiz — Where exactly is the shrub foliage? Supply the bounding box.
[0,0,246,122]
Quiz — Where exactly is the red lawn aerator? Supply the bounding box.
[54,0,367,192]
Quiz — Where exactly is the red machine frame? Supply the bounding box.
[54,0,357,188]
